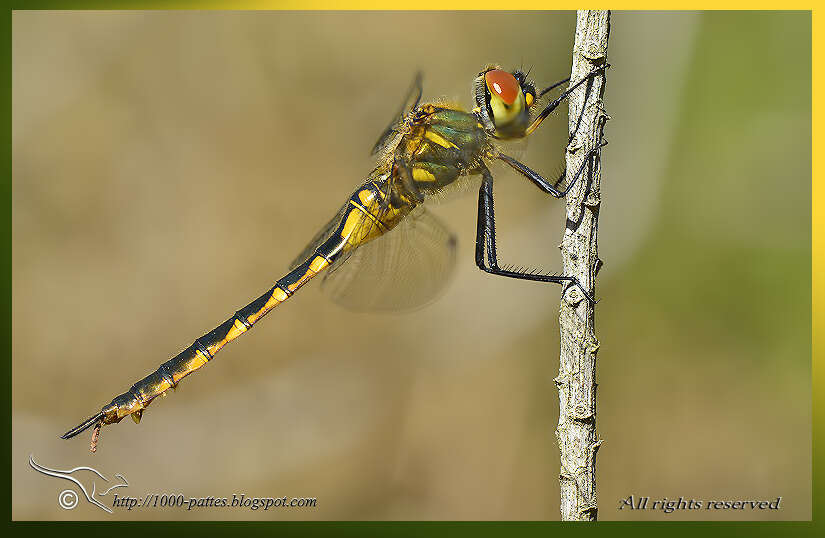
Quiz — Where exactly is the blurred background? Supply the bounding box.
[12,11,810,520]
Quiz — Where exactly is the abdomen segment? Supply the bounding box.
[62,179,407,450]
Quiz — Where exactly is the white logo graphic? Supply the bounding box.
[29,455,128,514]
[58,489,79,510]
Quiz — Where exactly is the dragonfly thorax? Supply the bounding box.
[394,104,489,198]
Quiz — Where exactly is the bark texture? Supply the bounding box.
[555,10,610,522]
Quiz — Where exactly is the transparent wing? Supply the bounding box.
[322,205,457,312]
[289,204,348,271]
[371,71,423,156]
[289,172,391,271]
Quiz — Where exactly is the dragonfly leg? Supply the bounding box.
[497,139,607,199]
[393,155,424,203]
[474,166,595,304]
[537,76,571,98]
[525,64,608,136]
[504,63,607,199]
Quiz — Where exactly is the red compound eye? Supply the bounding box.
[484,70,520,105]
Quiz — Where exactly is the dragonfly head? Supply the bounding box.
[473,66,537,139]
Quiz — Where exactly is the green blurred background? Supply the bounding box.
[12,11,810,520]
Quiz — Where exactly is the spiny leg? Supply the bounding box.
[526,63,608,136]
[497,140,607,198]
[502,64,607,198]
[476,66,608,301]
[474,166,595,303]
[538,76,571,98]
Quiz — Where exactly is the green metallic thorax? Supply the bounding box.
[397,104,489,195]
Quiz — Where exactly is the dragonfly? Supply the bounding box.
[62,63,607,452]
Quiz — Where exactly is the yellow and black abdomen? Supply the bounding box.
[88,178,411,432]
[402,106,487,194]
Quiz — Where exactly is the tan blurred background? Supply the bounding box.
[12,11,810,520]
